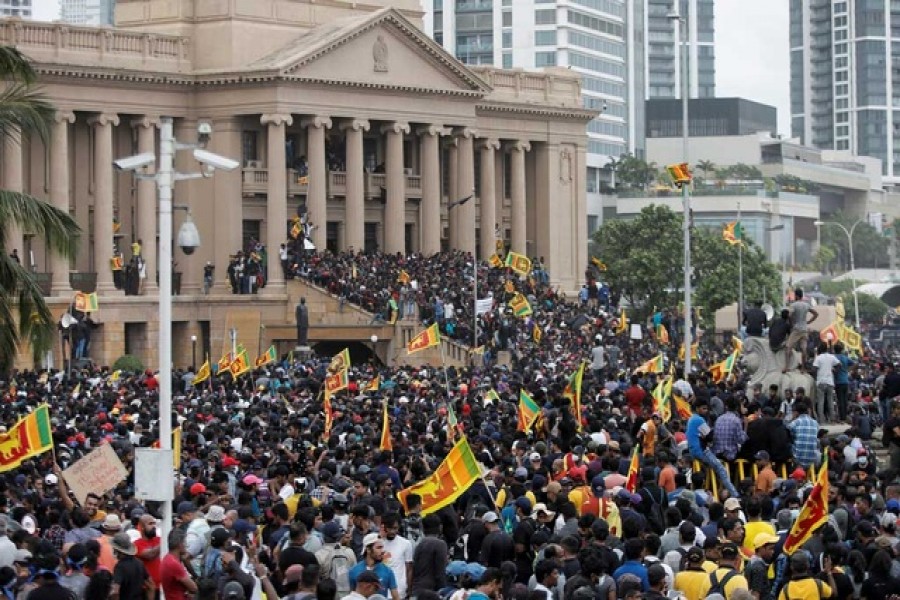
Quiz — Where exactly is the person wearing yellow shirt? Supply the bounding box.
[638,410,660,458]
[778,552,835,600]
[696,543,750,599]
[742,497,776,556]
[674,546,711,600]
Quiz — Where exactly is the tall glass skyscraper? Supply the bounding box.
[0,0,31,18]
[645,0,715,99]
[60,0,116,26]
[790,0,900,182]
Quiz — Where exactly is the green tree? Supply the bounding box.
[695,160,715,180]
[0,47,80,375]
[839,291,888,324]
[818,211,888,270]
[615,153,657,190]
[813,244,837,274]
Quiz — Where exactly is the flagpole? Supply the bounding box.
[473,256,478,363]
[439,338,453,403]
[737,200,744,334]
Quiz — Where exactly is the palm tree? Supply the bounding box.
[0,47,81,375]
[695,159,715,182]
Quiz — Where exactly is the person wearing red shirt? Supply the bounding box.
[160,530,197,600]
[133,514,161,589]
[624,376,648,418]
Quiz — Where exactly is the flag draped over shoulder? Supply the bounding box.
[397,437,482,516]
[505,252,532,276]
[783,459,829,554]
[0,405,53,473]
[193,360,211,386]
[563,362,585,431]
[380,401,393,452]
[624,444,640,493]
[517,390,540,433]
[407,324,441,354]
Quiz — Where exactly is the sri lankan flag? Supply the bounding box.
[365,375,381,392]
[666,162,692,186]
[255,345,277,368]
[397,437,482,516]
[329,348,351,372]
[193,359,211,386]
[783,458,829,554]
[651,372,673,422]
[484,389,501,406]
[323,395,333,439]
[709,350,738,383]
[0,405,53,473]
[509,293,532,317]
[505,251,532,276]
[290,220,302,239]
[532,322,542,344]
[819,322,840,344]
[407,324,441,354]
[216,352,232,374]
[229,349,250,378]
[656,324,670,345]
[617,309,628,335]
[635,354,664,375]
[397,270,411,285]
[517,390,541,433]
[488,254,504,268]
[325,369,349,396]
[678,342,699,361]
[673,394,693,420]
[563,362,586,431]
[74,291,99,313]
[590,256,607,271]
[505,280,515,294]
[624,444,640,493]
[723,221,743,245]
[732,336,743,354]
[380,400,393,452]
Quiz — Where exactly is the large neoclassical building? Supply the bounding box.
[6,0,592,368]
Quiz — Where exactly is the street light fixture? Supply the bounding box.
[814,219,863,331]
[190,335,197,371]
[114,117,237,556]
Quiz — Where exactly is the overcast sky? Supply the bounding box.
[30,0,792,135]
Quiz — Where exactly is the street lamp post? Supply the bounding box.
[114,117,238,556]
[815,219,863,331]
[191,335,197,371]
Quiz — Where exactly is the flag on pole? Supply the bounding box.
[666,162,692,186]
[216,352,232,374]
[255,345,277,368]
[505,280,516,294]
[323,394,333,438]
[624,444,641,493]
[563,362,586,431]
[446,403,458,441]
[329,348,351,372]
[517,390,541,433]
[590,256,608,271]
[488,254,504,268]
[532,322,542,344]
[365,375,381,392]
[193,359,211,386]
[723,221,743,245]
[325,369,349,396]
[73,292,99,313]
[617,309,628,335]
[635,354,664,375]
[819,323,840,344]
[0,405,53,473]
[505,252,532,276]
[673,393,693,420]
[651,373,673,422]
[484,389,501,405]
[678,342,699,361]
[709,351,738,383]
[380,400,393,451]
[397,270,411,285]
[508,293,532,317]
[229,349,250,378]
[782,459,829,554]
[656,324,670,345]
[397,437,482,516]
[407,324,441,354]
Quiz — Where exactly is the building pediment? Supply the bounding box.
[250,7,490,97]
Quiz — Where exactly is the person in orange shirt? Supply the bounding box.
[638,410,660,458]
[657,453,677,494]
[96,514,123,571]
[754,450,777,495]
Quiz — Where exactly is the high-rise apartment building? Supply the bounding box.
[0,0,32,18]
[61,0,116,26]
[645,0,715,99]
[790,0,899,182]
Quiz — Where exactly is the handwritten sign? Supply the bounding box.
[61,443,128,506]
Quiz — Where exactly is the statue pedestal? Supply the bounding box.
[294,345,313,360]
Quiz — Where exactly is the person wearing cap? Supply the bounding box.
[568,474,622,537]
[348,532,399,600]
[673,546,708,600]
[111,531,149,600]
[160,529,198,600]
[742,497,776,556]
[754,451,777,495]
[478,511,514,569]
[346,569,383,600]
[696,542,749,598]
[778,551,835,600]
[745,533,780,600]
[97,513,125,571]
[316,520,358,598]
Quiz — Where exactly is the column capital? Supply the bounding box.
[54,110,75,124]
[416,124,451,137]
[380,121,410,135]
[300,115,332,129]
[88,113,120,128]
[130,115,160,130]
[453,127,478,139]
[479,138,501,151]
[507,140,531,153]
[261,113,294,127]
[339,118,370,133]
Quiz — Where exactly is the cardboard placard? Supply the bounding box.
[630,324,643,340]
[61,443,128,506]
[134,448,174,501]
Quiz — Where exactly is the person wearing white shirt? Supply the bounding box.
[812,342,840,423]
[380,514,413,599]
[532,560,559,600]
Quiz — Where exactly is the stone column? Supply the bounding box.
[417,125,443,255]
[509,140,530,255]
[2,129,23,262]
[50,112,75,296]
[302,116,331,251]
[478,138,499,260]
[89,113,120,294]
[382,121,409,254]
[132,116,158,294]
[341,119,369,252]
[262,113,293,292]
[446,139,458,249]
[455,128,476,256]
[211,118,244,293]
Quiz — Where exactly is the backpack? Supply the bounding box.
[781,579,823,600]
[329,548,352,595]
[708,569,738,597]
[641,486,667,535]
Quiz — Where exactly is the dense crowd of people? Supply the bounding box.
[2,250,900,600]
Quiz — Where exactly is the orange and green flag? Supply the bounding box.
[723,221,743,245]
[329,348,351,372]
[635,354,664,375]
[488,254,504,268]
[517,390,541,433]
[397,437,482,516]
[563,362,586,431]
[783,458,829,554]
[380,400,393,452]
[229,349,250,378]
[0,405,53,473]
[323,395,333,439]
[624,444,640,493]
[216,352,232,374]
[407,324,441,354]
[505,251,532,276]
[651,372,673,422]
[73,291,99,313]
[656,324,670,345]
[508,293,532,318]
[673,393,693,420]
[709,350,738,383]
[325,369,349,396]
[255,345,277,368]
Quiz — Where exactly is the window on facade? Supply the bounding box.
[502,52,512,68]
[502,31,512,47]
[535,30,557,45]
[242,131,258,164]
[535,51,557,67]
[502,10,511,27]
[535,9,556,24]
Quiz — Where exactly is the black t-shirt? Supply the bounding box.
[113,555,148,600]
[743,308,767,336]
[479,531,514,568]
[26,582,77,600]
[769,318,791,349]
[885,416,900,448]
[279,544,320,572]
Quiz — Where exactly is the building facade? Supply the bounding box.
[790,0,900,182]
[4,0,592,369]
[0,0,31,18]
[646,97,777,138]
[645,0,715,99]
[60,0,116,26]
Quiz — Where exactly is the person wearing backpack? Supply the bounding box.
[778,552,835,600]
[638,468,668,536]
[315,521,357,599]
[697,542,749,599]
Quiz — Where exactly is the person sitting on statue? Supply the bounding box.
[743,301,767,337]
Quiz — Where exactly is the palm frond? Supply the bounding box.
[0,252,53,374]
[0,47,40,85]
[0,83,54,143]
[0,191,80,258]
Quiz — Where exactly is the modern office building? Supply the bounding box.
[790,0,900,183]
[0,0,31,18]
[60,0,116,26]
[645,0,715,99]
[646,97,777,138]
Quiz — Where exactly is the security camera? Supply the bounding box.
[177,216,201,255]
[113,152,156,172]
[197,121,212,148]
[193,148,239,172]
